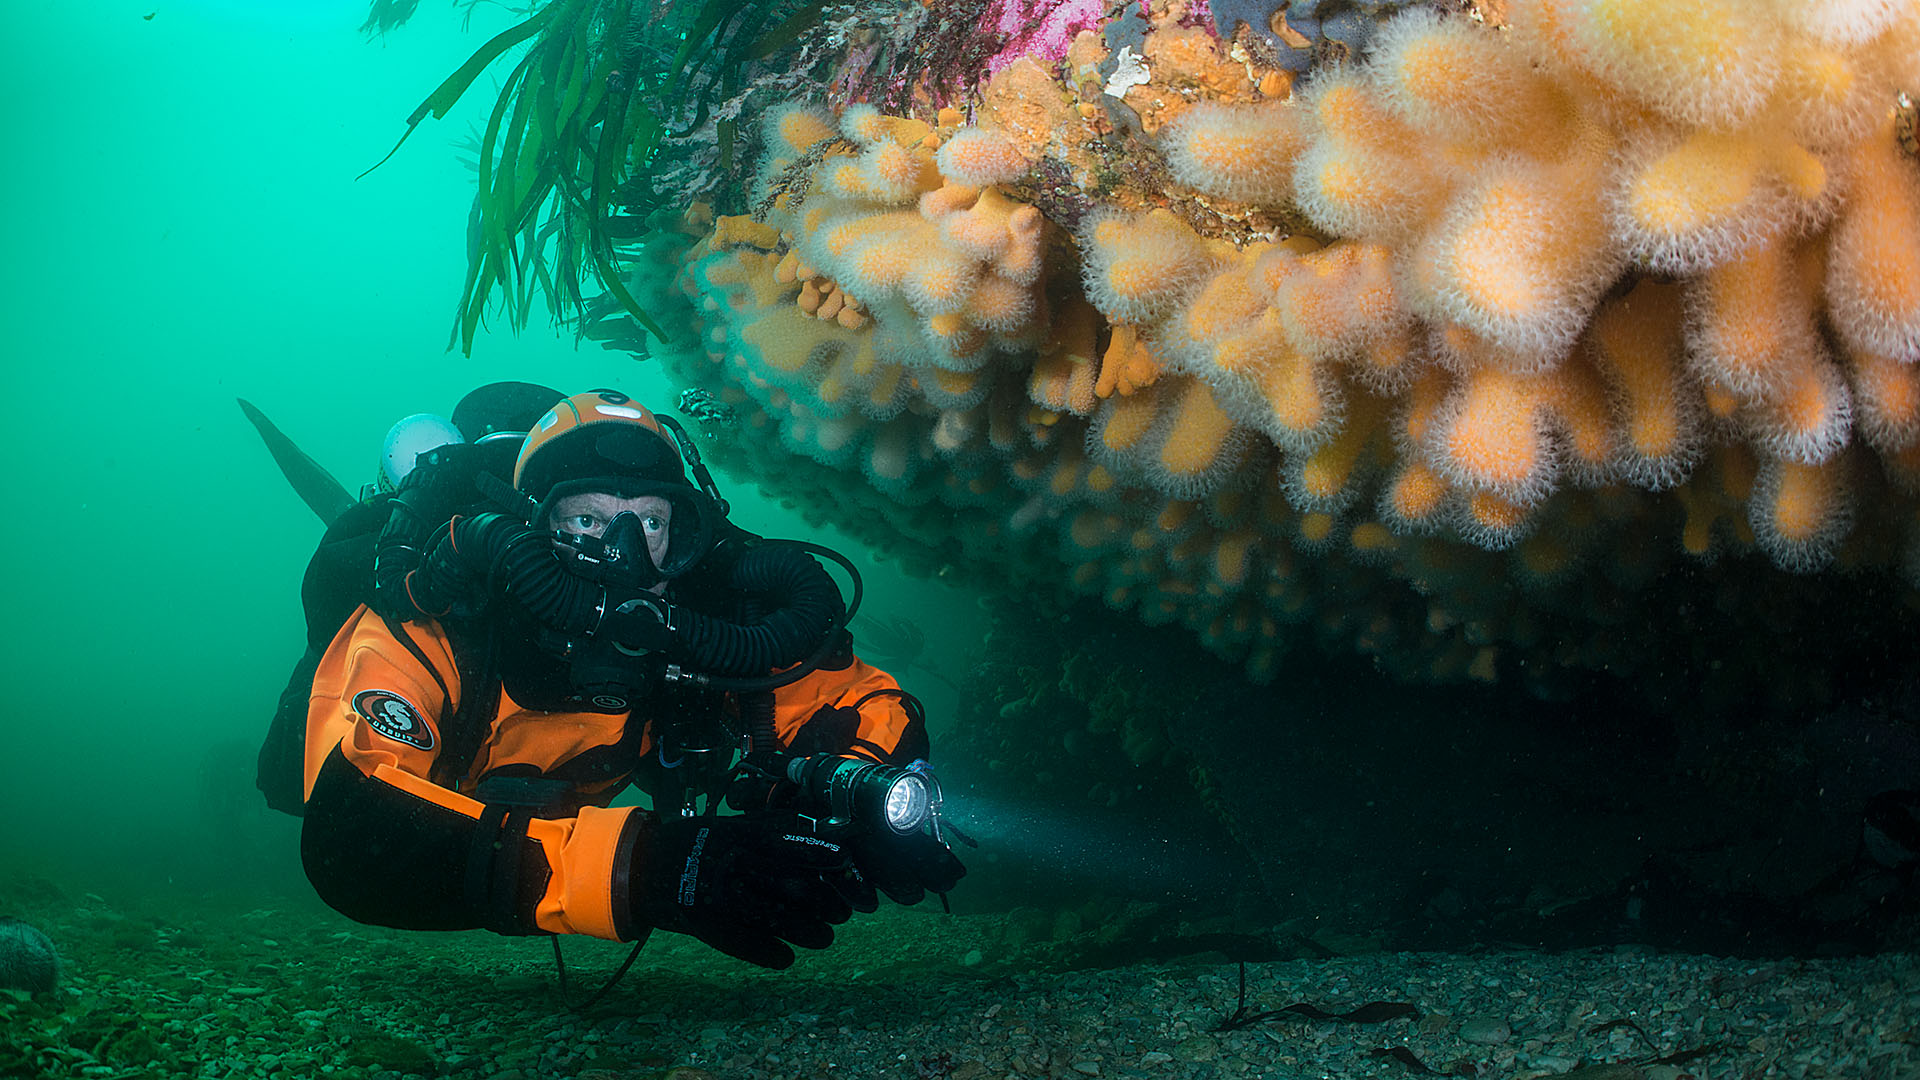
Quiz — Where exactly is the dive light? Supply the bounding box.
[783,754,945,837]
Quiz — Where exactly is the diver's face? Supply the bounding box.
[549,492,673,573]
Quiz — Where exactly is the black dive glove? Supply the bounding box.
[370,443,495,622]
[403,521,492,619]
[845,828,967,907]
[633,814,855,969]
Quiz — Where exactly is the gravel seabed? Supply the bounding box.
[3,888,1916,1080]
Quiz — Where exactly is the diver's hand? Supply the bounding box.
[370,451,486,622]
[404,523,492,619]
[847,828,966,906]
[631,813,854,969]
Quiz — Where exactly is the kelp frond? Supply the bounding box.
[366,0,827,354]
[361,0,423,37]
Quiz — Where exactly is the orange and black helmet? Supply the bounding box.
[515,389,722,578]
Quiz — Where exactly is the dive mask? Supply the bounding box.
[555,509,667,590]
[547,482,721,590]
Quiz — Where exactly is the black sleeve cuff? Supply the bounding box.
[301,747,551,934]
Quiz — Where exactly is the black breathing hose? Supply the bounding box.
[675,540,845,676]
[691,539,863,693]
[405,514,862,684]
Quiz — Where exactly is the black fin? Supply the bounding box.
[237,397,356,527]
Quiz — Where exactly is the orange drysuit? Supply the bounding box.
[300,605,922,942]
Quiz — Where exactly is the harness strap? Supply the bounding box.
[465,802,508,926]
[379,612,454,728]
[436,623,503,789]
[490,809,532,933]
[464,802,537,934]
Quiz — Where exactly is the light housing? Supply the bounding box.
[785,754,942,835]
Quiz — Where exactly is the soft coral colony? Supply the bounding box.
[642,0,1920,690]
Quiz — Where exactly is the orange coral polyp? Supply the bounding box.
[1465,493,1523,531]
[945,188,1020,260]
[867,142,938,198]
[1304,148,1395,221]
[1163,101,1305,205]
[821,212,909,258]
[1545,362,1614,475]
[1574,0,1778,129]
[1350,521,1397,554]
[1213,529,1258,588]
[1277,255,1361,361]
[1157,379,1239,480]
[1309,72,1405,150]
[1626,405,1685,463]
[1852,348,1920,451]
[1826,126,1920,362]
[1590,281,1695,484]
[937,127,1028,187]
[1769,462,1831,542]
[846,236,915,297]
[1298,512,1338,546]
[1427,155,1617,361]
[1447,178,1548,315]
[1759,352,1852,465]
[1095,385,1160,453]
[1256,352,1336,448]
[1180,265,1267,349]
[1437,368,1553,499]
[1691,245,1804,398]
[1373,8,1566,148]
[770,105,836,153]
[1292,392,1382,507]
[1749,455,1851,571]
[1384,461,1449,526]
[970,275,1035,333]
[1098,255,1167,315]
[1627,134,1761,235]
[906,252,978,316]
[1208,311,1287,375]
[1396,36,1471,108]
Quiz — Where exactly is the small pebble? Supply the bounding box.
[1460,1018,1512,1045]
[1174,1035,1217,1062]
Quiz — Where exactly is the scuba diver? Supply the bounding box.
[296,389,966,970]
[250,381,568,815]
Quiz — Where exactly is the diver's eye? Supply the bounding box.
[643,515,667,534]
[568,514,599,533]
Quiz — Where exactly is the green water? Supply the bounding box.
[7,1,1917,981]
[0,1,981,901]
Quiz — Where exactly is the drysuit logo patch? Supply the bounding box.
[352,689,435,750]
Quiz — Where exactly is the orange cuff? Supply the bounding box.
[529,805,641,941]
